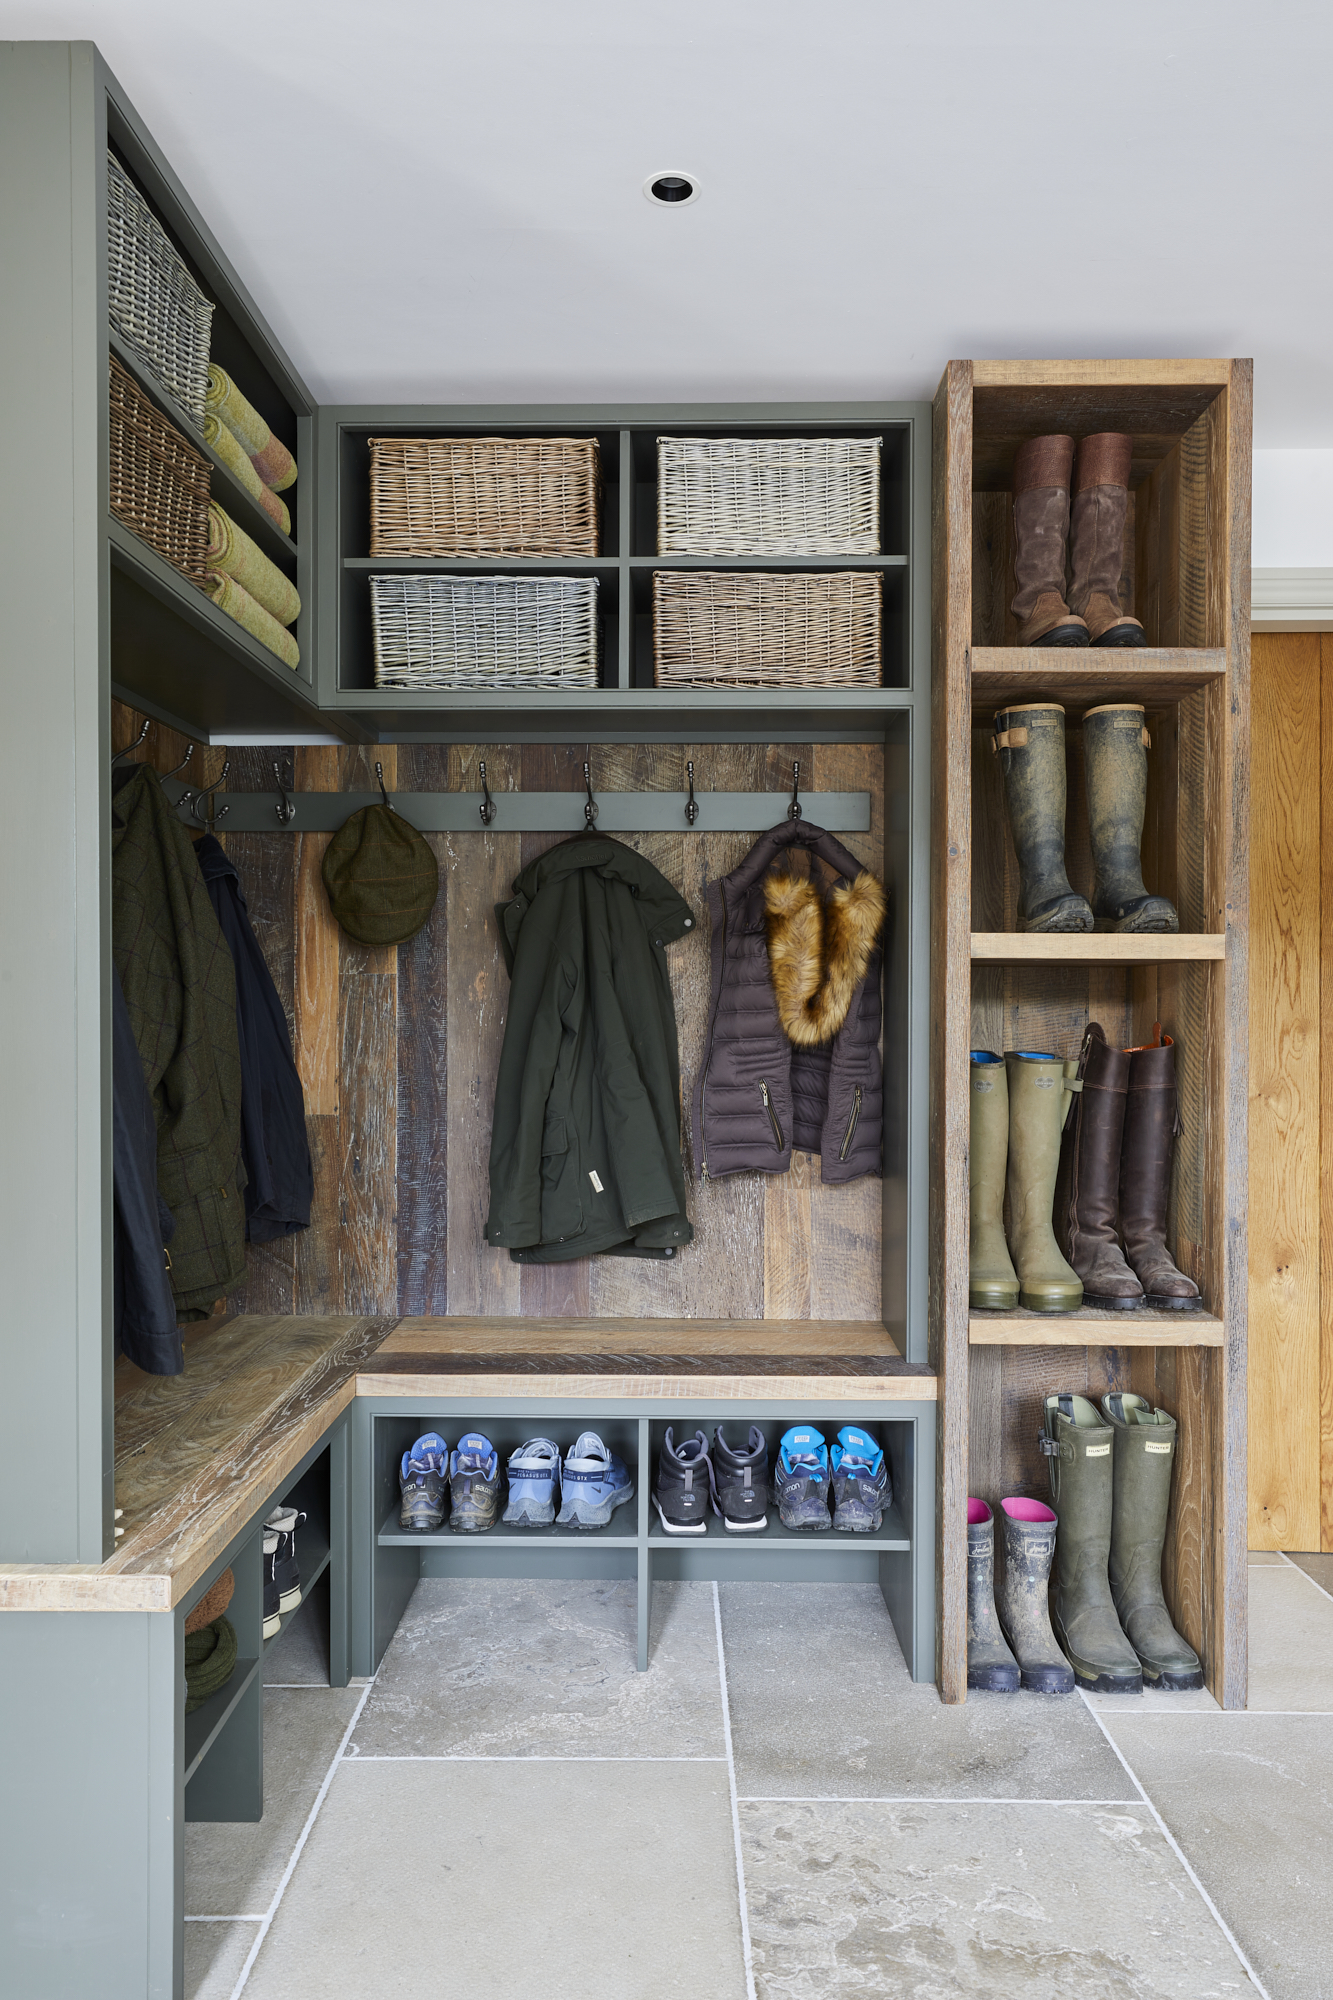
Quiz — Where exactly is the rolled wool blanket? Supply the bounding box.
[184,1566,235,1638]
[184,1614,238,1714]
[207,504,301,627]
[206,571,301,670]
[206,364,297,491]
[203,414,291,535]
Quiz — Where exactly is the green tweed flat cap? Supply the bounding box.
[322,803,439,946]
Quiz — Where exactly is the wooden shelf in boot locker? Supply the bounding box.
[969,646,1226,716]
[969,1306,1225,1346]
[971,932,1226,963]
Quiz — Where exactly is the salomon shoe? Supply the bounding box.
[264,1504,307,1611]
[830,1426,888,1532]
[654,1428,711,1535]
[450,1433,501,1533]
[557,1432,635,1530]
[712,1425,769,1533]
[775,1426,832,1531]
[262,1529,282,1639]
[399,1432,449,1532]
[503,1438,561,1527]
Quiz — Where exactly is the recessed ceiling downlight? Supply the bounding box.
[644,171,699,206]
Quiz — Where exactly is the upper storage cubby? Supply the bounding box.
[317,406,929,738]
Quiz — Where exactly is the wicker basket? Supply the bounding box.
[106,153,214,432]
[653,571,882,689]
[369,437,600,557]
[657,436,880,555]
[108,353,212,587]
[370,575,599,689]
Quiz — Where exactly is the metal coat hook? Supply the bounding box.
[583,761,598,826]
[189,758,230,830]
[685,759,698,826]
[375,761,395,812]
[111,718,151,767]
[787,759,802,822]
[273,757,296,826]
[478,760,496,826]
[163,743,195,779]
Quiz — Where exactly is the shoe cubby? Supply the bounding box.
[932,359,1250,1709]
[644,1416,911,1550]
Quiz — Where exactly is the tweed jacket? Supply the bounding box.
[112,766,246,1318]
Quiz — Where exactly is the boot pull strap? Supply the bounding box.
[992,726,1029,751]
[1058,1393,1074,1423]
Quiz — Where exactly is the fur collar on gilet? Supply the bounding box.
[763,868,886,1047]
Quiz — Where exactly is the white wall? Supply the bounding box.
[1253,452,1333,568]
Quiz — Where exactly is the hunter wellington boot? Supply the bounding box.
[1043,1393,1143,1693]
[967,1499,1020,1692]
[1053,1022,1143,1309]
[1069,433,1145,647]
[996,1497,1075,1694]
[993,705,1094,933]
[1082,705,1179,933]
[970,1051,1019,1310]
[1101,1393,1204,1690]
[1120,1029,1201,1309]
[1010,434,1089,646]
[1005,1053,1083,1313]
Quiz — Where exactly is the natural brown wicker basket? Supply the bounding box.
[108,352,212,587]
[368,436,600,557]
[653,570,882,688]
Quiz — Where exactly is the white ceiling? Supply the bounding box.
[6,0,1333,442]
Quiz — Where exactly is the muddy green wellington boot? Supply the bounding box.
[967,1499,1020,1691]
[1120,1029,1202,1309]
[1100,1393,1204,1690]
[993,705,1095,933]
[1005,1053,1084,1312]
[1053,1022,1144,1309]
[970,1051,1019,1310]
[1082,705,1179,933]
[1010,434,1089,646]
[1068,433,1145,647]
[995,1497,1075,1694]
[1042,1393,1142,1692]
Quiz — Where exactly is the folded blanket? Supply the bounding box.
[206,365,297,491]
[207,504,301,627]
[206,571,301,670]
[203,414,291,535]
[184,1614,238,1713]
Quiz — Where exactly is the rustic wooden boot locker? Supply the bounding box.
[0,43,1249,2000]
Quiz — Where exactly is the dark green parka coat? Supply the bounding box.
[486,837,695,1263]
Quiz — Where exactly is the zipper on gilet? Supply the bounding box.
[759,1080,785,1151]
[839,1084,864,1162]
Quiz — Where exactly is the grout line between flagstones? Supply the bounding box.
[713,1582,757,2000]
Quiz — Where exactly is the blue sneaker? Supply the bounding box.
[449,1432,500,1533]
[775,1426,831,1531]
[556,1431,635,1530]
[503,1437,561,1527]
[399,1432,449,1531]
[831,1425,889,1532]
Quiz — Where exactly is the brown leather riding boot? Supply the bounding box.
[1119,1028,1201,1309]
[1054,1022,1143,1308]
[1010,435,1089,647]
[1069,434,1145,647]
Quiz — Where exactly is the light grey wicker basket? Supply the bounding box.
[657,436,881,555]
[107,153,214,432]
[370,575,599,690]
[653,571,882,688]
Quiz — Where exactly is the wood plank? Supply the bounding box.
[339,972,398,1313]
[385,1317,900,1356]
[1247,634,1321,1549]
[971,359,1232,390]
[971,933,1224,963]
[396,742,450,1316]
[1324,632,1333,1553]
[356,1369,934,1404]
[293,746,340,1117]
[969,1312,1224,1346]
[764,1148,813,1318]
[970,651,1225,717]
[295,1114,340,1315]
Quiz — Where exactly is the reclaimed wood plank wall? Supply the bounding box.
[111,704,886,1324]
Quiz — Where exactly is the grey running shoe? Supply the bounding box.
[450,1433,500,1532]
[264,1504,306,1610]
[830,1426,888,1532]
[503,1438,560,1527]
[712,1425,769,1533]
[775,1426,832,1531]
[654,1428,711,1535]
[399,1432,449,1532]
[557,1432,635,1530]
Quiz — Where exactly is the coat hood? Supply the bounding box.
[498,834,695,973]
